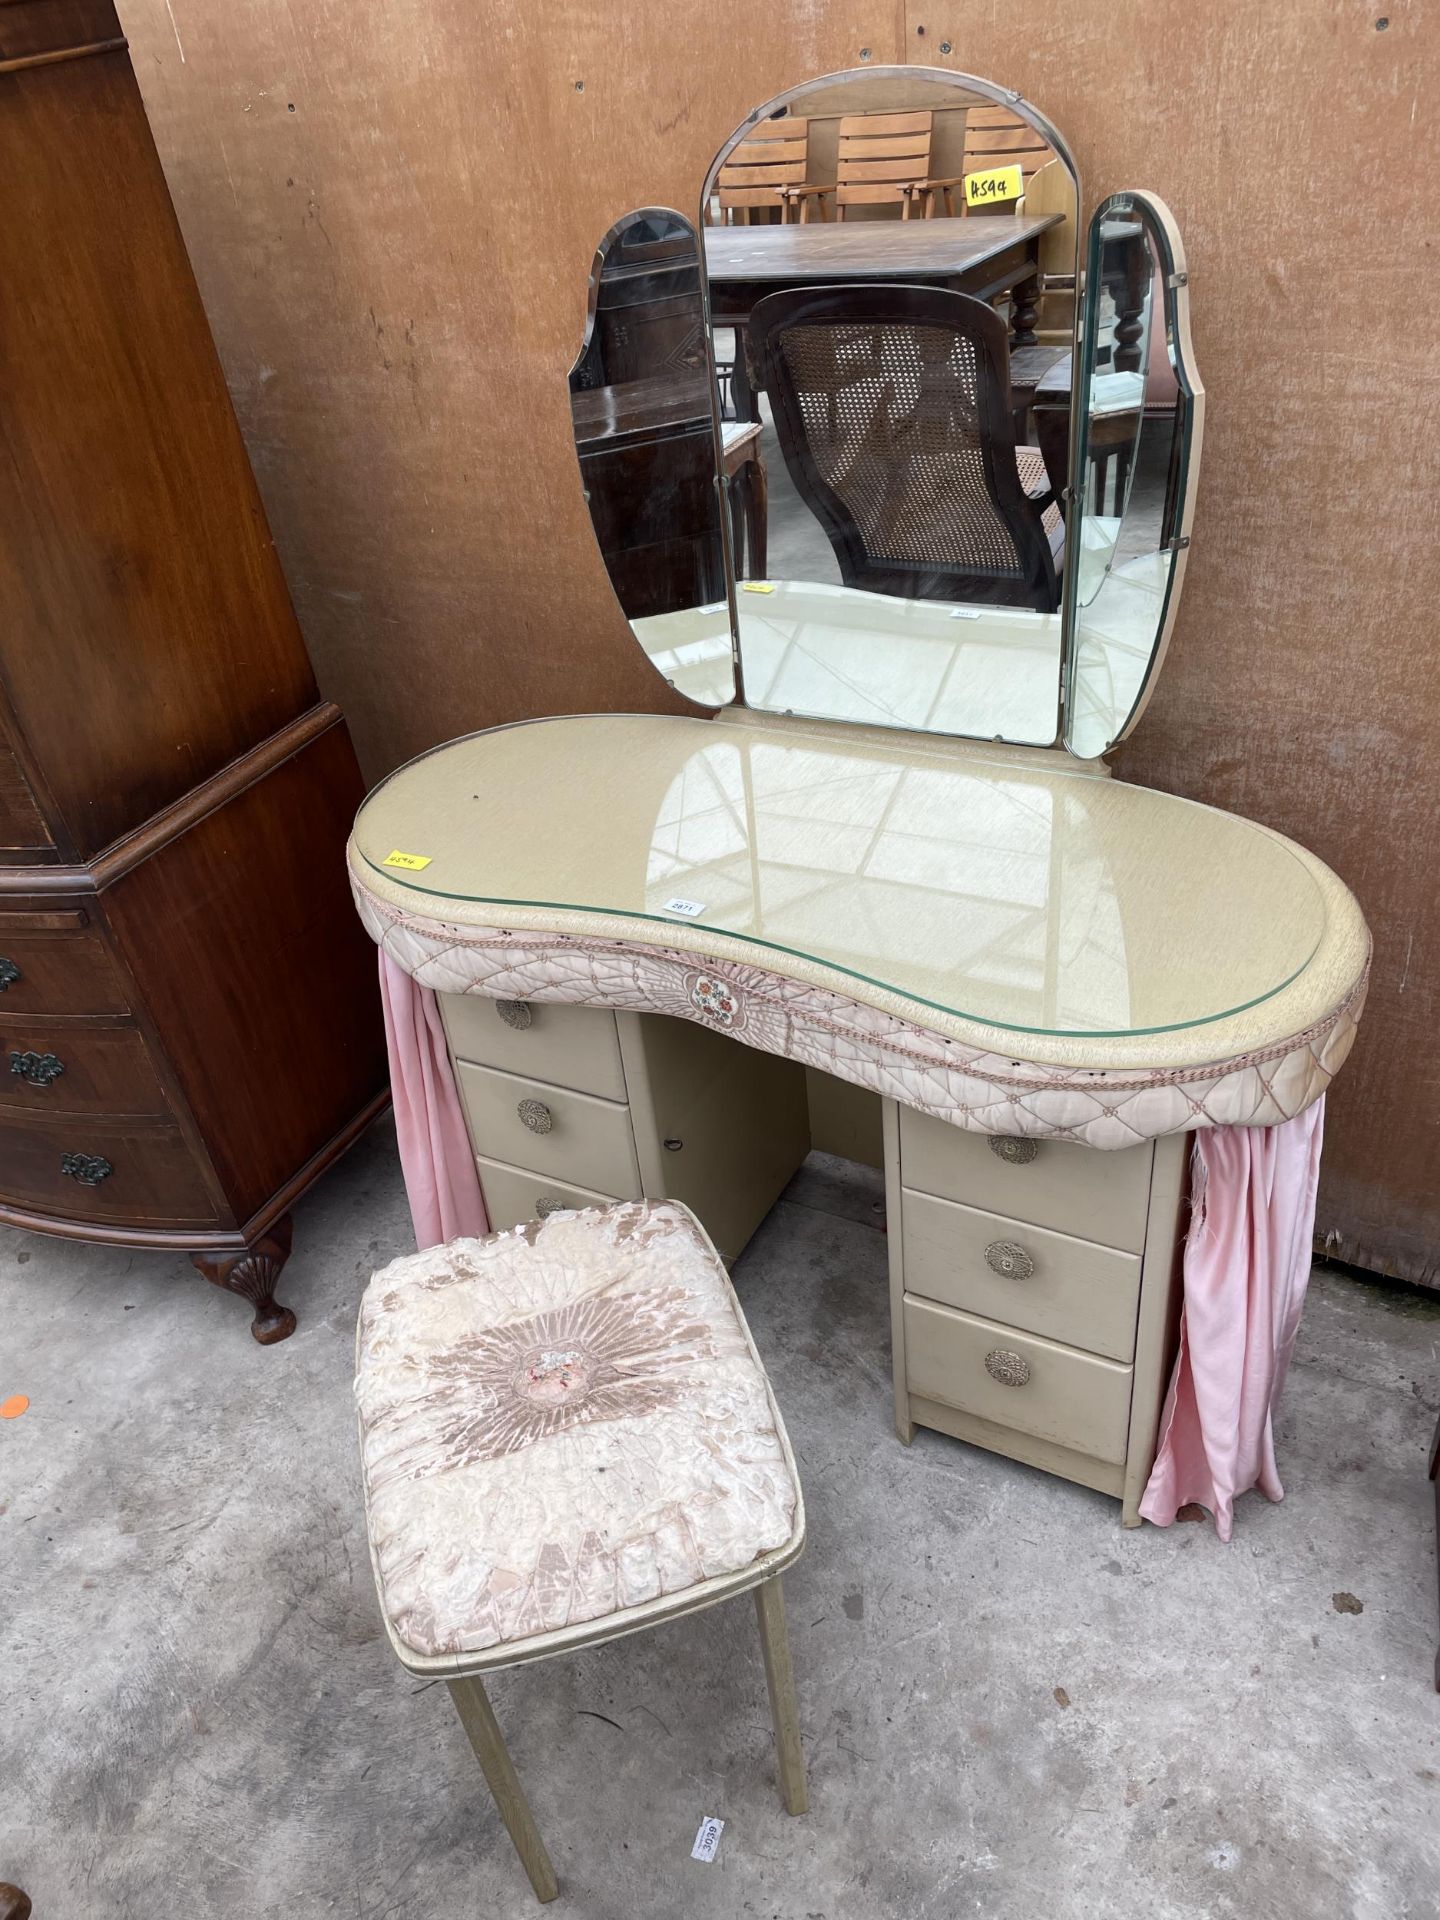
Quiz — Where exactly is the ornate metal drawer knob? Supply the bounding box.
[10,1050,64,1087]
[496,999,532,1031]
[60,1151,112,1186]
[0,958,19,993]
[536,1198,565,1218]
[984,1239,1035,1280]
[988,1136,1038,1166]
[984,1347,1032,1388]
[518,1098,553,1135]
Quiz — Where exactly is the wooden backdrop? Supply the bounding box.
[116,0,1437,1284]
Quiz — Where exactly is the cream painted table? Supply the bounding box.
[349,710,1368,1525]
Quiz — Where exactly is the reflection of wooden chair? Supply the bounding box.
[749,284,1063,612]
[782,111,939,222]
[915,105,1056,218]
[960,106,1056,213]
[711,118,811,225]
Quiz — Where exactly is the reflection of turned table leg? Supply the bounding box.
[1114,234,1149,373]
[1010,271,1040,349]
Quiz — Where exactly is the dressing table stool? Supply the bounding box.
[354,1199,808,1903]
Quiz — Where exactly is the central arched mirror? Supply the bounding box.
[569,66,1202,758]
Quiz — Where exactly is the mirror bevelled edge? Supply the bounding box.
[1063,192,1205,759]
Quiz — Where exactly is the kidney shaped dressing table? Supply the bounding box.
[349,66,1369,1528]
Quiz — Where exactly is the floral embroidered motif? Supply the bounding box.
[689,972,742,1028]
[351,878,1366,1148]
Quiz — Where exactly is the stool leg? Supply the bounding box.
[447,1675,559,1903]
[753,1576,808,1815]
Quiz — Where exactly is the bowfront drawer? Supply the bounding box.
[0,1018,170,1118]
[441,994,627,1101]
[0,1113,221,1228]
[901,1187,1142,1362]
[473,1153,620,1235]
[903,1295,1134,1465]
[455,1060,642,1199]
[899,1108,1154,1254]
[0,912,130,1016]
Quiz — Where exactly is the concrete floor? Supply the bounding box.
[3,1120,1438,1918]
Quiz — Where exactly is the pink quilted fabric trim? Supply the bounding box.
[351,881,1366,1152]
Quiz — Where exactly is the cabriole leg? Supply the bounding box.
[192,1214,296,1344]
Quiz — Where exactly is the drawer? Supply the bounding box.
[0,913,131,1016]
[901,1187,1141,1362]
[0,1018,169,1117]
[474,1153,620,1235]
[899,1107,1154,1254]
[903,1295,1134,1466]
[441,994,627,1100]
[0,1113,222,1228]
[455,1060,642,1199]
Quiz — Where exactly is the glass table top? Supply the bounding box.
[354,715,1331,1040]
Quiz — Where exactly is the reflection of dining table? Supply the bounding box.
[705,214,1063,346]
[706,215,1063,422]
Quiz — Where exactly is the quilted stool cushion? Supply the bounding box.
[355,1200,802,1665]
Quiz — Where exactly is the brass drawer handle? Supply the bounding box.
[536,1197,565,1218]
[984,1239,1034,1280]
[496,999,532,1031]
[10,1050,64,1088]
[988,1136,1038,1166]
[60,1151,112,1187]
[518,1098,553,1135]
[0,958,18,992]
[984,1347,1031,1388]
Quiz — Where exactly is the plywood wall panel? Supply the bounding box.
[110,0,1435,1278]
[907,1,1438,1280]
[115,0,901,777]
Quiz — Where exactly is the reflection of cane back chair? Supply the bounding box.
[748,285,1063,611]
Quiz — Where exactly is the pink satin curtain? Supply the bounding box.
[376,950,1324,1536]
[378,953,489,1248]
[1140,1098,1325,1539]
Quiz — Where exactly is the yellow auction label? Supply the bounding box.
[965,164,1024,208]
[382,849,432,871]
[741,581,778,593]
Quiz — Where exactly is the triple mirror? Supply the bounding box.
[568,67,1203,758]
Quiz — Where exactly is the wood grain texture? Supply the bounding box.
[0,18,320,860]
[904,3,1440,1281]
[100,716,389,1224]
[115,0,899,778]
[115,0,1436,1279]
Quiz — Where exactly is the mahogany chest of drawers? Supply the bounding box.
[0,0,388,1338]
